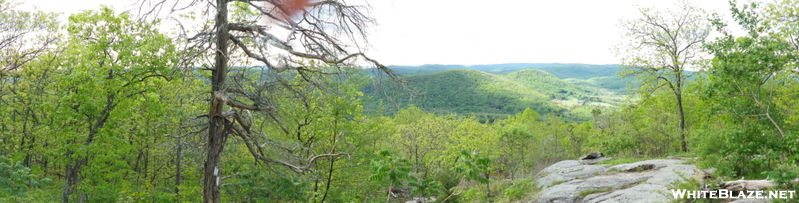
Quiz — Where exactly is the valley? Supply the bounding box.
[363,63,633,122]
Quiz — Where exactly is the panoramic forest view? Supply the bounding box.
[2,0,799,202]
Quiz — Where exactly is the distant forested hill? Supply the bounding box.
[388,63,621,78]
[362,64,632,122]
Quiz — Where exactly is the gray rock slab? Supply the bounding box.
[646,164,697,186]
[606,159,684,172]
[579,157,612,165]
[534,159,700,203]
[535,160,609,189]
[583,183,671,203]
[535,173,649,203]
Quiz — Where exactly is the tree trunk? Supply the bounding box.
[676,91,686,152]
[319,155,336,202]
[174,137,182,200]
[674,71,687,152]
[320,124,339,203]
[203,0,229,202]
[203,121,228,203]
[61,150,81,203]
[62,94,115,203]
[386,182,394,203]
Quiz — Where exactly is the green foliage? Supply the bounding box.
[668,175,719,203]
[696,0,799,179]
[452,150,492,200]
[364,68,626,122]
[593,1,799,192]
[385,63,622,80]
[766,163,799,203]
[578,187,612,198]
[409,178,444,198]
[0,5,201,202]
[226,171,309,202]
[501,178,535,200]
[377,105,503,182]
[0,156,49,197]
[615,0,710,153]
[591,92,699,157]
[0,1,611,203]
[370,150,413,188]
[586,76,635,92]
[435,170,462,191]
[0,178,60,202]
[220,65,377,202]
[549,180,569,187]
[118,185,177,203]
[459,187,488,202]
[497,108,594,177]
[453,150,491,184]
[433,170,462,203]
[53,7,184,201]
[764,163,799,186]
[10,0,799,201]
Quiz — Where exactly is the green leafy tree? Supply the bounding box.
[597,94,689,157]
[763,0,799,52]
[0,156,50,199]
[391,106,458,178]
[614,0,711,152]
[369,150,413,203]
[453,150,491,199]
[496,109,540,177]
[54,7,179,202]
[0,0,59,174]
[408,178,443,203]
[699,0,798,177]
[496,108,585,176]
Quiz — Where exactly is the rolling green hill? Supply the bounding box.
[386,63,624,79]
[363,67,628,122]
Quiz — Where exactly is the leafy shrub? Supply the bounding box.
[459,187,486,202]
[409,178,444,198]
[0,155,50,197]
[502,178,534,200]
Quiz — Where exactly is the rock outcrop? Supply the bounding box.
[533,159,699,203]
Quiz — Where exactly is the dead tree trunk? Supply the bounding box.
[716,179,799,193]
[719,179,777,191]
[203,0,230,202]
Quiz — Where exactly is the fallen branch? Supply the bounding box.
[718,179,799,192]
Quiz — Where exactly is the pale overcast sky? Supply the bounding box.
[25,0,738,66]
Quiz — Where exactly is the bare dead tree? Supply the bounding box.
[135,0,397,202]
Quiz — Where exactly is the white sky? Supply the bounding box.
[24,0,738,66]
